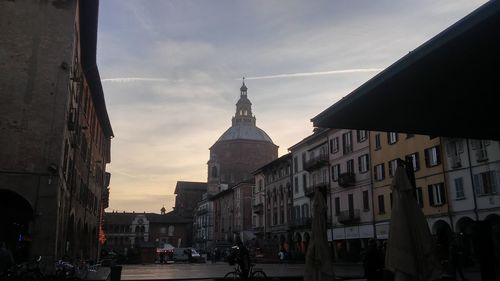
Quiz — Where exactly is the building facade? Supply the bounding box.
[288,129,330,259]
[328,129,374,261]
[103,210,191,263]
[173,181,207,247]
[0,0,112,263]
[442,138,500,263]
[252,154,293,261]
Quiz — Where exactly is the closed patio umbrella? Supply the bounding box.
[385,166,440,281]
[304,187,335,281]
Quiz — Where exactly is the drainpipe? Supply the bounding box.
[368,132,376,239]
[440,138,455,232]
[465,139,479,221]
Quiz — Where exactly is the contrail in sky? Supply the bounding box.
[244,68,383,80]
[101,77,167,83]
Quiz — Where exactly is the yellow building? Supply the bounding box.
[370,132,450,245]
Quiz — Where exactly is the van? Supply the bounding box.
[172,248,204,263]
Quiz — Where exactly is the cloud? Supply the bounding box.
[98,0,487,213]
[244,68,383,80]
[101,77,168,83]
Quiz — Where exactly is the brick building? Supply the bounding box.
[0,0,112,263]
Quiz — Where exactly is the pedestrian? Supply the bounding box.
[232,238,250,281]
[159,252,165,264]
[0,242,14,275]
[278,249,285,263]
[212,248,217,263]
[363,239,383,281]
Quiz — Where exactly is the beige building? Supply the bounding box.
[371,133,449,244]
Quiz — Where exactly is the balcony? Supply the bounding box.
[338,172,356,187]
[304,182,328,198]
[197,208,208,215]
[252,226,264,234]
[290,218,312,228]
[253,203,264,214]
[338,209,360,225]
[304,154,329,171]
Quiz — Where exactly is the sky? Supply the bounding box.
[97,0,487,213]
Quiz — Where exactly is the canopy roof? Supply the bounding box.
[312,1,500,140]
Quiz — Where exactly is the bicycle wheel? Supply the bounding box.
[250,270,267,281]
[223,271,241,281]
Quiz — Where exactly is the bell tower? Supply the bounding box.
[232,78,256,126]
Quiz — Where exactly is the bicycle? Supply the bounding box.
[223,263,267,281]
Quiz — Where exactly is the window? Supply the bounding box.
[387,132,398,144]
[374,163,385,181]
[357,130,368,142]
[358,154,369,173]
[293,157,298,173]
[454,177,465,199]
[302,174,307,191]
[301,152,307,169]
[388,159,399,177]
[346,159,355,173]
[330,137,339,154]
[375,134,381,150]
[473,171,499,195]
[363,190,369,211]
[390,192,394,209]
[425,146,441,167]
[331,164,340,181]
[211,166,218,178]
[342,131,353,154]
[302,204,309,218]
[334,197,340,215]
[378,195,385,214]
[406,152,420,171]
[294,177,299,193]
[428,183,446,206]
[416,187,424,208]
[446,140,464,168]
[471,140,489,162]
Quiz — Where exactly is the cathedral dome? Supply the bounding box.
[217,124,274,143]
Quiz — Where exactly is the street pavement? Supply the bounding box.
[120,262,365,280]
[120,262,491,281]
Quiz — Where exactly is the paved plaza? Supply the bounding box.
[119,262,492,281]
[120,262,365,280]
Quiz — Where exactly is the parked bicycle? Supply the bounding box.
[1,256,44,281]
[223,263,267,281]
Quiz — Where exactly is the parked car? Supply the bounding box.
[172,248,205,263]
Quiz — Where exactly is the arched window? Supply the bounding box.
[168,225,175,236]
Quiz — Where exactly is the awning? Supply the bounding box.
[312,1,500,141]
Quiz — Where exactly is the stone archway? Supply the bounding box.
[456,216,475,264]
[303,232,310,254]
[485,214,500,263]
[432,220,452,260]
[0,189,34,262]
